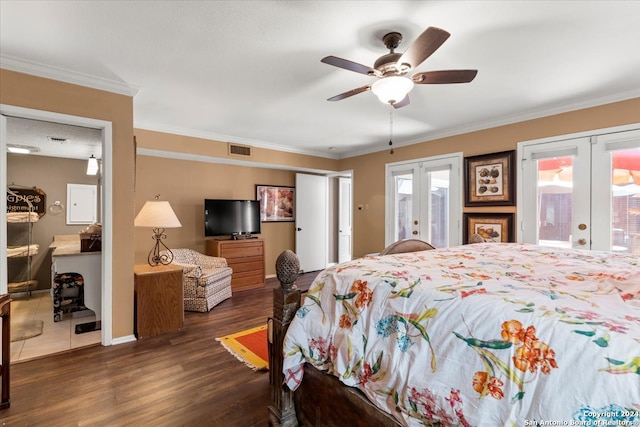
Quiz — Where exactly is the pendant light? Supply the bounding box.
[86,155,99,175]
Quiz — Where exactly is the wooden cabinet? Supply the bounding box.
[206,239,265,291]
[134,264,184,339]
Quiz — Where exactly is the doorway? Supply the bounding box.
[518,126,640,252]
[385,153,463,248]
[295,173,328,272]
[1,105,113,359]
[338,176,352,263]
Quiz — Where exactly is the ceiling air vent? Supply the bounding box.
[47,136,69,143]
[228,143,251,157]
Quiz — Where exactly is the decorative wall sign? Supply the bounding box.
[7,187,46,217]
[256,185,295,222]
[464,150,515,206]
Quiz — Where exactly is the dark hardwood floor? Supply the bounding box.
[2,271,319,426]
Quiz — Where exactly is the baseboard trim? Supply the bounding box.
[111,334,137,345]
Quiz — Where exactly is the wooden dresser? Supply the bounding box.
[134,264,184,339]
[206,238,265,291]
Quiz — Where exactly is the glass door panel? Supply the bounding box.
[393,173,414,242]
[521,129,640,251]
[537,156,574,248]
[426,169,450,248]
[609,148,640,253]
[521,137,591,249]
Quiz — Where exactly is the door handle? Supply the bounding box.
[297,227,302,231]
[578,238,587,245]
[412,230,418,235]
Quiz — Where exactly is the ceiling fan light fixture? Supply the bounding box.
[371,76,414,105]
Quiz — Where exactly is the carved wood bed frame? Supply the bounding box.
[267,251,401,427]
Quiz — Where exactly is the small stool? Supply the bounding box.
[53,272,86,322]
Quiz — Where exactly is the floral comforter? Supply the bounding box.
[282,243,640,426]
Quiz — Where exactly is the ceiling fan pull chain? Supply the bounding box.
[389,106,394,155]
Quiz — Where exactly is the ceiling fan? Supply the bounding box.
[322,26,478,108]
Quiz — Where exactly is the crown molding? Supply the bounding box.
[341,88,640,159]
[0,54,139,97]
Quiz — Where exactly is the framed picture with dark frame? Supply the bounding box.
[463,213,514,243]
[464,150,516,206]
[255,185,295,222]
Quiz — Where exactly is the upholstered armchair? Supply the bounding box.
[163,248,233,312]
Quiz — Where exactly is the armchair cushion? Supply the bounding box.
[172,262,202,278]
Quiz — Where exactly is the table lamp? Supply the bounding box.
[134,195,182,266]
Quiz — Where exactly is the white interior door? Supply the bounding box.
[519,128,640,252]
[295,173,328,272]
[338,177,352,263]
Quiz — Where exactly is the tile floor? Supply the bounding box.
[10,291,101,362]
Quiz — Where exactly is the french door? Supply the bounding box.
[519,128,640,252]
[386,154,462,248]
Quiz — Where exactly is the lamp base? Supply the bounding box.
[147,228,174,266]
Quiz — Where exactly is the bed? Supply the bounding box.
[268,243,640,426]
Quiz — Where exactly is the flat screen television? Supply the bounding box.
[204,199,261,238]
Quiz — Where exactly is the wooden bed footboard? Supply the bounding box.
[268,251,401,427]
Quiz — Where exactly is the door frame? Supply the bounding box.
[1,104,113,346]
[337,175,352,263]
[385,152,463,247]
[516,122,640,248]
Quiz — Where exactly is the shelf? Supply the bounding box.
[8,280,38,293]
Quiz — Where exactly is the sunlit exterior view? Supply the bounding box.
[536,149,640,252]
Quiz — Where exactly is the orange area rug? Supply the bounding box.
[216,324,268,371]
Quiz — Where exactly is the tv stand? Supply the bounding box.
[206,238,265,291]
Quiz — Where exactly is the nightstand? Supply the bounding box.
[134,264,184,339]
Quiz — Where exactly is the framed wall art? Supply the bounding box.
[463,213,514,243]
[464,150,515,206]
[256,185,295,222]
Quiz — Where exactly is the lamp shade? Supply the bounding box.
[371,76,414,105]
[87,155,99,175]
[134,201,182,228]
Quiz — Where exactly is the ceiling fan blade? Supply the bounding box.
[392,95,410,109]
[321,56,381,76]
[327,85,371,101]
[412,69,478,84]
[397,27,450,70]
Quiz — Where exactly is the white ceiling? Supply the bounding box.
[1,1,640,160]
